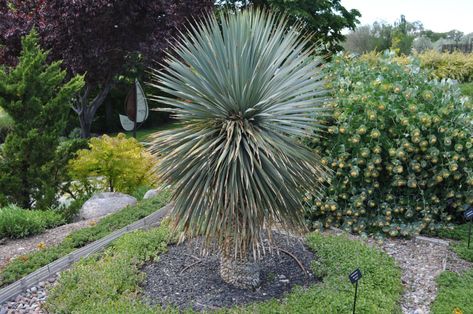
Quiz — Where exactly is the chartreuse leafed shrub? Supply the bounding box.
[306,52,473,238]
[0,205,64,239]
[416,50,473,83]
[361,50,473,83]
[46,230,401,313]
[68,133,157,194]
[0,192,170,287]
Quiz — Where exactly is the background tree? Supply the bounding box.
[149,10,329,289]
[0,31,84,209]
[343,25,378,54]
[217,0,360,55]
[412,36,433,53]
[0,0,213,138]
[446,30,464,43]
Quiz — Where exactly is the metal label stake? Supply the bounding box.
[349,268,362,314]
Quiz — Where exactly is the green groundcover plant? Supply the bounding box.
[432,224,473,314]
[431,270,473,314]
[0,192,170,287]
[306,51,473,238]
[46,227,402,313]
[0,205,64,239]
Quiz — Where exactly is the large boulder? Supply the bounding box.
[79,192,137,220]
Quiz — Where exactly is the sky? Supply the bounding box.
[341,0,473,34]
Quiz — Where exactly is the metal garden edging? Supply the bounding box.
[0,203,172,305]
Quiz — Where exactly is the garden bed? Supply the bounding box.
[42,225,402,313]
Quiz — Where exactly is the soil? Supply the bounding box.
[141,233,317,312]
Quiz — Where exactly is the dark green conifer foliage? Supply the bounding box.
[0,30,84,209]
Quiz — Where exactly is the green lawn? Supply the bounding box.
[118,121,182,142]
[46,229,402,313]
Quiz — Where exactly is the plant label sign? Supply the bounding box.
[349,268,362,284]
[464,207,473,220]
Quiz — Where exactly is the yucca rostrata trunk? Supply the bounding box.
[219,239,261,290]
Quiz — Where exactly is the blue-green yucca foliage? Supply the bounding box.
[149,9,330,288]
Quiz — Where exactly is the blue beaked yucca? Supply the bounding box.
[149,9,330,289]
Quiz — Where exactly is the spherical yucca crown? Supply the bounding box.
[149,9,330,258]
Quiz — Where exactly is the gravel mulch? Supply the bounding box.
[0,275,59,314]
[0,218,101,271]
[141,233,317,312]
[373,237,471,314]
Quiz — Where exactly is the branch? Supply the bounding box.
[270,246,308,277]
[180,260,203,275]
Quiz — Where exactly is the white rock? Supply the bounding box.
[143,189,159,200]
[79,192,137,220]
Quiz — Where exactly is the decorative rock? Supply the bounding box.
[143,188,159,200]
[79,192,137,220]
[30,287,37,293]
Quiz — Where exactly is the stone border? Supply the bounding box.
[0,203,172,305]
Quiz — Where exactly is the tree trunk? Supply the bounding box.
[73,81,113,138]
[78,110,92,138]
[219,245,261,289]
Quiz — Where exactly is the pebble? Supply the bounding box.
[0,275,57,314]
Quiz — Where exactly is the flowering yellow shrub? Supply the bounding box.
[307,52,473,237]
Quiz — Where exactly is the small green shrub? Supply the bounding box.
[0,191,170,287]
[306,52,473,237]
[46,230,402,313]
[55,194,90,223]
[0,205,64,239]
[431,270,473,314]
[68,133,157,194]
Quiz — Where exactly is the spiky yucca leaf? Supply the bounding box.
[148,10,330,259]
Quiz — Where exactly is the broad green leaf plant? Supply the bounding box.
[149,10,330,288]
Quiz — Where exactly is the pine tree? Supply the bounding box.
[0,30,84,209]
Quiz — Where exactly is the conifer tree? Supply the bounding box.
[0,30,84,209]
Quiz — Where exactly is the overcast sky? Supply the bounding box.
[341,0,473,34]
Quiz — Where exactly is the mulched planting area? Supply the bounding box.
[141,233,317,311]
